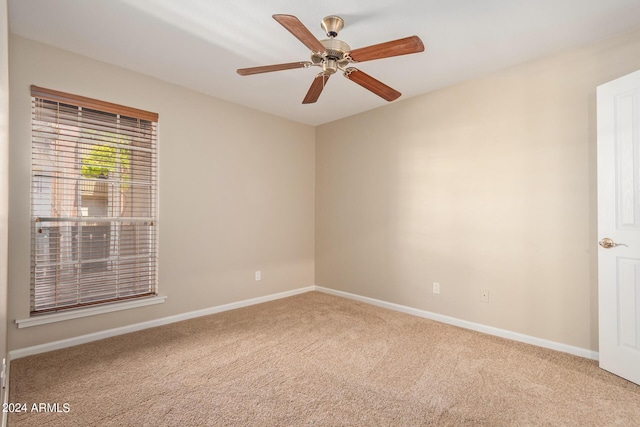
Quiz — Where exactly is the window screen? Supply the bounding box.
[30,86,158,314]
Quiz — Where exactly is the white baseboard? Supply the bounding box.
[9,284,598,362]
[9,286,315,360]
[315,286,599,361]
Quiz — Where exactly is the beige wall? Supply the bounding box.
[8,36,315,350]
[316,28,640,351]
[1,0,9,399]
[9,26,640,354]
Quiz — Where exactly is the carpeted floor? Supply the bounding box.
[8,291,640,426]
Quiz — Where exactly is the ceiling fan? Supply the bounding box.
[237,14,425,104]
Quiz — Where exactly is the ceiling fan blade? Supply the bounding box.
[303,73,330,104]
[237,61,311,76]
[349,36,424,62]
[344,68,401,102]
[273,14,326,53]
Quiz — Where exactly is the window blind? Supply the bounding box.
[30,86,159,314]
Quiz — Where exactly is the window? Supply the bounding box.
[30,86,158,314]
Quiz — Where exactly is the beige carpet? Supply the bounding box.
[8,291,640,426]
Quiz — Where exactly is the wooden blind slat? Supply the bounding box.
[31,85,159,122]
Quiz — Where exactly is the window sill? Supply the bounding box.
[15,295,167,329]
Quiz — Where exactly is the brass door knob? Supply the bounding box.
[599,238,618,249]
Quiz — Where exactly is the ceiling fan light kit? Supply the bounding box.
[236,14,425,104]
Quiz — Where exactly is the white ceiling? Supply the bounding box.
[8,0,640,126]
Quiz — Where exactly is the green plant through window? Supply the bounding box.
[81,130,130,189]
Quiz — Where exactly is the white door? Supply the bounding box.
[597,69,640,386]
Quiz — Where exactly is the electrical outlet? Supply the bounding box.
[255,271,261,281]
[480,289,489,303]
[433,282,440,294]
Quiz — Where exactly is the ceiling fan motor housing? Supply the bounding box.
[311,38,351,74]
